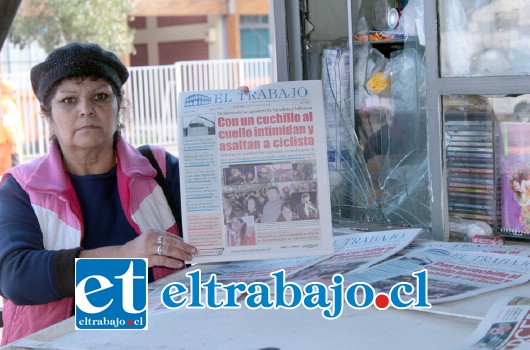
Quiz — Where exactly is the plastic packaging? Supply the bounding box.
[471,235,505,245]
[364,48,389,96]
[399,0,424,45]
[366,71,391,95]
[449,216,494,242]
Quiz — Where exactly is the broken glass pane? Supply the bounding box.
[308,19,430,228]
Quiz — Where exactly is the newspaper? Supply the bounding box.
[147,256,329,314]
[146,228,422,312]
[456,293,530,350]
[402,240,530,257]
[147,279,247,315]
[286,228,423,285]
[203,255,329,283]
[344,248,530,304]
[201,228,422,285]
[177,80,333,263]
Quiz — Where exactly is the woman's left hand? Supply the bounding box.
[79,230,197,269]
[147,230,197,268]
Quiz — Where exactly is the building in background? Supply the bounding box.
[0,0,271,73]
[0,0,273,161]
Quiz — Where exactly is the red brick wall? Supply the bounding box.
[130,43,149,66]
[156,16,207,27]
[158,40,208,64]
[129,16,147,29]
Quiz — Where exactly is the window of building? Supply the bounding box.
[240,15,270,59]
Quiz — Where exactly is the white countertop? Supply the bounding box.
[3,278,529,350]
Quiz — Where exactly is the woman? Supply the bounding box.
[227,217,254,246]
[0,42,197,345]
[244,195,262,223]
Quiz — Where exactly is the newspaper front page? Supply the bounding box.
[177,81,333,263]
[456,293,530,350]
[287,228,423,285]
[344,248,530,304]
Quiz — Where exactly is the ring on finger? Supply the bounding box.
[157,244,163,256]
[157,235,164,245]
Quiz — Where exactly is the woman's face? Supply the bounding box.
[233,218,243,231]
[48,78,118,152]
[282,206,293,221]
[247,198,256,211]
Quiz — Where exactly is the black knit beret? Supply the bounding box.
[30,42,129,102]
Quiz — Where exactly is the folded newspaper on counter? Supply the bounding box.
[202,255,329,283]
[147,228,422,312]
[402,240,530,257]
[344,247,530,304]
[155,228,422,287]
[177,80,333,263]
[286,228,423,285]
[455,293,530,349]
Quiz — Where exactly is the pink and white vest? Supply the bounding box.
[1,137,179,345]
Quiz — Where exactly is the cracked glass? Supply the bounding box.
[303,0,430,227]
